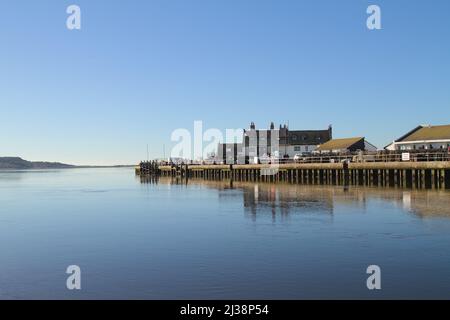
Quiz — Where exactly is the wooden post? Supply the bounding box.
[431,169,436,190]
[394,169,398,188]
[403,170,407,188]
[384,170,390,187]
[379,169,382,186]
[421,170,426,189]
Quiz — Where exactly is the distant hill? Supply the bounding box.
[0,157,75,169]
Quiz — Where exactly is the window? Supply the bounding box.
[294,146,301,152]
[291,135,297,141]
[305,146,309,152]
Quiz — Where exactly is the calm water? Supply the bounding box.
[1,168,450,299]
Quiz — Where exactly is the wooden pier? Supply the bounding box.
[136,161,450,190]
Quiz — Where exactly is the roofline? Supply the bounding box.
[288,129,331,132]
[317,137,364,150]
[390,139,450,145]
[364,140,378,150]
[383,125,425,149]
[320,137,364,142]
[245,127,331,132]
[394,125,424,143]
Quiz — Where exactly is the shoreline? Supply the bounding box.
[0,165,136,171]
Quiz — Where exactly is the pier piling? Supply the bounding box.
[137,161,450,190]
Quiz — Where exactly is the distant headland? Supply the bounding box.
[0,157,134,170]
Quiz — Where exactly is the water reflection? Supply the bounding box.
[140,176,450,219]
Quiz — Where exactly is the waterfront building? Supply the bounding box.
[218,122,332,164]
[243,122,332,161]
[385,124,450,151]
[315,137,377,154]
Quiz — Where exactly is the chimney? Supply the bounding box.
[328,124,333,139]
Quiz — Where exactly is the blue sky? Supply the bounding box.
[1,0,449,165]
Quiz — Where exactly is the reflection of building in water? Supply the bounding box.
[240,183,335,221]
[238,185,450,219]
[402,192,412,211]
[141,177,450,219]
[399,190,450,217]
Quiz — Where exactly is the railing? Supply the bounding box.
[144,151,450,167]
[212,151,450,165]
[291,152,450,164]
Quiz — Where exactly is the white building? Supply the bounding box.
[385,124,450,151]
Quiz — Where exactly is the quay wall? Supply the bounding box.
[137,161,450,190]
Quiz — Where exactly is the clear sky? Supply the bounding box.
[1,0,450,165]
